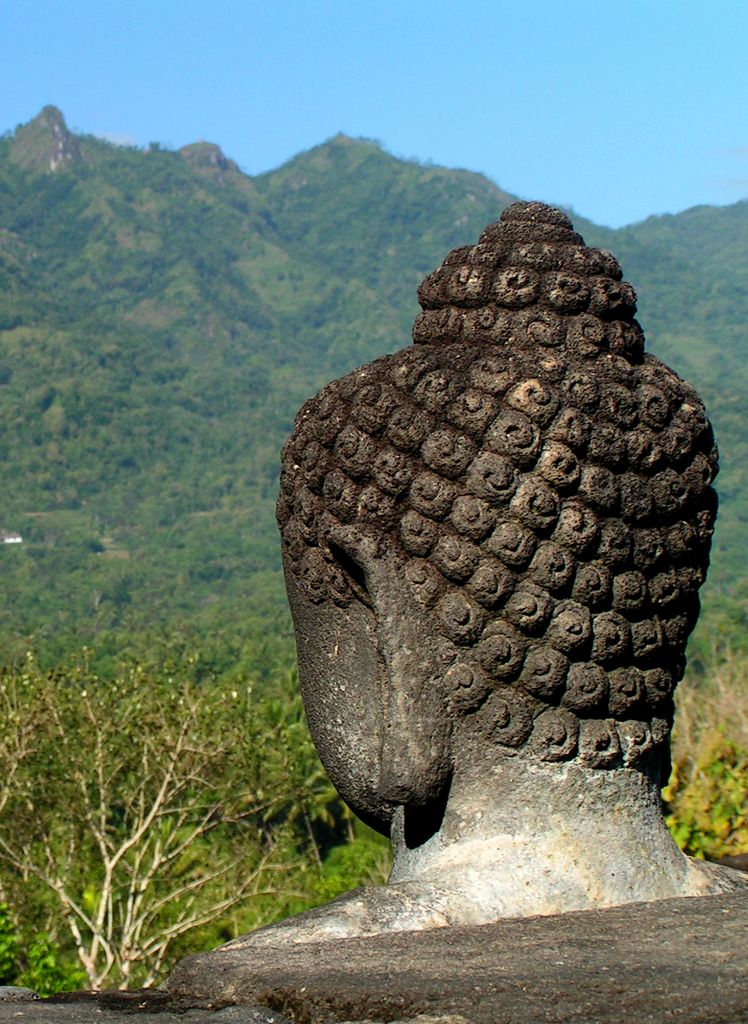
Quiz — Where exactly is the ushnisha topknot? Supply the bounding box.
[412,200,640,358]
[277,202,718,778]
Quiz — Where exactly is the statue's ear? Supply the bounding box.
[368,555,455,812]
[283,559,396,836]
[319,518,384,609]
[317,521,456,812]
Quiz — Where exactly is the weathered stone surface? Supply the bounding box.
[718,852,748,872]
[168,892,748,1022]
[278,203,716,806]
[165,204,748,998]
[262,202,748,941]
[0,987,40,1002]
[5,894,748,1022]
[0,989,292,1023]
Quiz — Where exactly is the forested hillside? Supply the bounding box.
[0,106,747,664]
[0,105,747,995]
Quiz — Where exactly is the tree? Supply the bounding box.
[0,652,316,988]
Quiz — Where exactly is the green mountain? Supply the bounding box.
[0,107,746,662]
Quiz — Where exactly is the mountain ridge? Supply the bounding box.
[0,107,746,661]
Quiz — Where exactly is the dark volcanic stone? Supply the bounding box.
[0,988,292,1023]
[167,893,748,1024]
[278,202,719,834]
[716,852,748,873]
[8,895,747,1023]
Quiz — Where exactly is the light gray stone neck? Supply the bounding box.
[388,755,744,919]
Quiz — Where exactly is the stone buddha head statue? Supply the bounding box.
[278,201,716,837]
[170,202,748,979]
[163,208,747,1002]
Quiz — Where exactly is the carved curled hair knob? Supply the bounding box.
[278,202,718,774]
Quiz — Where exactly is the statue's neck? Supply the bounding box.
[388,756,702,918]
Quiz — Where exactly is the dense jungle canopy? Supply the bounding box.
[0,105,747,993]
[0,106,747,667]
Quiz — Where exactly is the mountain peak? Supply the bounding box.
[10,105,81,173]
[179,141,238,177]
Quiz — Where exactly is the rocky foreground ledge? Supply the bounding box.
[2,893,747,1024]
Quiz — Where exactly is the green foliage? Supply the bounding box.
[0,110,746,991]
[313,826,391,903]
[665,734,748,860]
[0,646,362,989]
[664,645,748,860]
[2,109,748,660]
[16,936,87,997]
[0,904,86,995]
[0,904,17,983]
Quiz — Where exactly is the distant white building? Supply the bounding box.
[1,532,22,544]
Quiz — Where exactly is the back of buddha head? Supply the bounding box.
[277,201,717,823]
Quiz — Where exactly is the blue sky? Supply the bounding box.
[1,0,746,228]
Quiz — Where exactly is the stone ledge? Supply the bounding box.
[167,891,748,1023]
[0,991,293,1023]
[3,893,747,1024]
